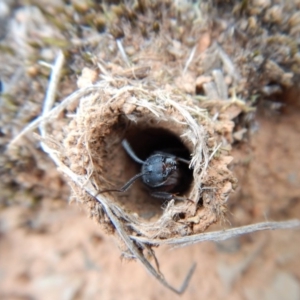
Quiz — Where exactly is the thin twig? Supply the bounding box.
[38,51,65,170]
[40,50,64,139]
[130,220,300,247]
[183,45,196,74]
[91,193,196,295]
[116,39,130,67]
[212,69,228,100]
[208,143,222,161]
[8,85,99,148]
[216,43,240,82]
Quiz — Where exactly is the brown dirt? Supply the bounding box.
[1,106,299,300]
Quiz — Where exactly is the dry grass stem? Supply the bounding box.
[131,220,300,247]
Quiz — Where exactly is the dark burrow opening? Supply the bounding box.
[104,123,194,220]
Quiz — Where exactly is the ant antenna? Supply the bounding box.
[122,139,145,164]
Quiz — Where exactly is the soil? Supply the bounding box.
[1,106,299,300]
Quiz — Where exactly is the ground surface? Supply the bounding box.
[1,108,299,300]
[1,1,300,299]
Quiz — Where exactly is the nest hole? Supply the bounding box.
[102,121,194,221]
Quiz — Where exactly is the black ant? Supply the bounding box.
[97,139,192,201]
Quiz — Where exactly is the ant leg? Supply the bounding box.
[173,196,194,204]
[176,157,190,164]
[96,172,146,195]
[150,191,190,201]
[122,139,145,164]
[150,191,174,200]
[151,192,194,203]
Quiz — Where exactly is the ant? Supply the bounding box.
[97,139,192,201]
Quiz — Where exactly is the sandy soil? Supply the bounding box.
[1,106,299,300]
